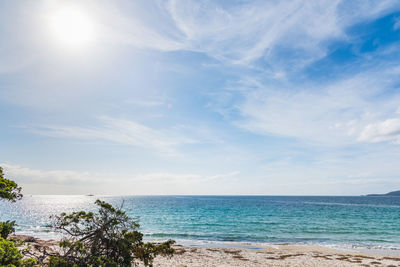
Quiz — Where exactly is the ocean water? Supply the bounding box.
[1,195,400,250]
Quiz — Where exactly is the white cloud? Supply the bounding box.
[1,163,100,185]
[2,0,399,75]
[162,0,400,70]
[359,118,400,144]
[234,66,400,146]
[167,0,343,65]
[94,3,183,51]
[2,0,400,196]
[30,116,197,154]
[338,0,400,24]
[2,163,238,185]
[36,0,396,69]
[1,163,240,195]
[3,0,399,75]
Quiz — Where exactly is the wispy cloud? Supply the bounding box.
[231,63,400,146]
[39,1,185,52]
[3,0,400,74]
[134,170,239,184]
[2,163,238,185]
[167,0,342,66]
[30,116,198,153]
[359,118,400,144]
[94,3,184,51]
[163,0,400,69]
[1,163,100,185]
[43,0,397,70]
[1,163,240,195]
[2,0,400,195]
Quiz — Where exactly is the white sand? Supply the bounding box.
[148,244,400,266]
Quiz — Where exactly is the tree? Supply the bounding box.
[50,199,175,267]
[0,220,16,239]
[0,166,36,266]
[0,166,21,240]
[0,237,24,265]
[0,167,22,202]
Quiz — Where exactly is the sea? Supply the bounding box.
[1,195,400,252]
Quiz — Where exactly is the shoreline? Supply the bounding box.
[11,234,400,266]
[170,238,400,251]
[13,231,400,256]
[15,230,400,255]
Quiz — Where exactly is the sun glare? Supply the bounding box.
[48,7,95,48]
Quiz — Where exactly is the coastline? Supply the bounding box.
[12,234,400,266]
[14,230,400,257]
[5,195,400,265]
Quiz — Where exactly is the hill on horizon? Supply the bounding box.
[366,190,400,197]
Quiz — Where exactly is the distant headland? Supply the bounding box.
[366,190,400,196]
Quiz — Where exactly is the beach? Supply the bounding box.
[13,234,400,266]
[2,1,400,265]
[153,244,400,267]
[4,196,400,266]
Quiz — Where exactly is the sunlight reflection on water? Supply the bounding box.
[1,195,400,250]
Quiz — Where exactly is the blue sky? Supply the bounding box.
[1,0,400,195]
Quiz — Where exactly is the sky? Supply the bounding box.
[1,0,400,195]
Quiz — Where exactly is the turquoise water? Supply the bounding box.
[1,195,400,249]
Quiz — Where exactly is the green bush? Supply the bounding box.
[51,200,175,267]
[0,167,36,267]
[22,258,37,267]
[0,220,16,239]
[0,237,37,267]
[0,167,22,202]
[49,256,77,267]
[0,237,23,266]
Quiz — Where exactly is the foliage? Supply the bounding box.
[0,220,16,239]
[21,258,37,267]
[0,167,22,202]
[0,167,36,267]
[48,256,76,267]
[0,237,36,266]
[0,237,23,266]
[51,200,175,267]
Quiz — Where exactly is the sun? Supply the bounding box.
[48,7,95,48]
